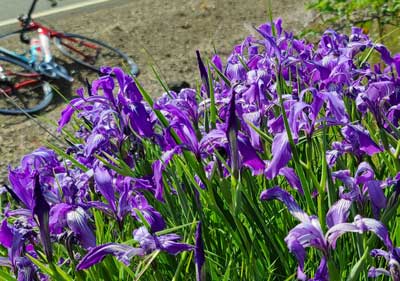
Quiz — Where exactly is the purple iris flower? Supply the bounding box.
[369,246,400,280]
[133,226,194,255]
[48,203,96,250]
[65,207,96,249]
[324,91,349,124]
[265,132,291,179]
[199,128,228,155]
[7,147,61,210]
[58,67,154,165]
[260,187,388,280]
[200,126,265,176]
[92,165,166,232]
[255,20,283,61]
[32,174,52,262]
[342,125,382,156]
[15,257,40,281]
[237,134,265,175]
[42,170,97,250]
[327,124,382,166]
[159,88,199,124]
[49,203,73,235]
[131,194,166,232]
[0,218,40,279]
[375,44,394,65]
[77,226,193,270]
[152,146,182,202]
[6,16,400,280]
[226,61,247,82]
[152,86,265,197]
[155,102,200,154]
[0,220,13,249]
[242,69,270,107]
[93,165,118,216]
[211,54,223,72]
[279,167,303,194]
[365,81,395,104]
[76,243,144,270]
[332,162,387,218]
[196,50,210,98]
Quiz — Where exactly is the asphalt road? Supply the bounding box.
[0,0,129,34]
[0,0,84,22]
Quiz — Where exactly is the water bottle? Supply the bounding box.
[29,37,43,64]
[38,28,52,63]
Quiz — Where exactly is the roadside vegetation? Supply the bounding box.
[1,1,400,280]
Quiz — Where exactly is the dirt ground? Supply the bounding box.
[0,0,313,184]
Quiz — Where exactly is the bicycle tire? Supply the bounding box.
[0,55,53,115]
[53,33,139,76]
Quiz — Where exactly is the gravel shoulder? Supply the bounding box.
[0,0,313,184]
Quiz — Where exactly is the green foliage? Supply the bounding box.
[307,0,400,38]
[4,11,400,280]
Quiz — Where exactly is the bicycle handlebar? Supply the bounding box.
[19,0,59,44]
[19,0,39,44]
[26,0,39,25]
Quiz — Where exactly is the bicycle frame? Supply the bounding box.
[0,19,73,82]
[1,76,41,95]
[23,20,101,59]
[0,0,47,65]
[0,0,100,82]
[0,0,139,114]
[0,47,31,65]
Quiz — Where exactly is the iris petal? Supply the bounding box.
[77,243,143,270]
[260,187,309,223]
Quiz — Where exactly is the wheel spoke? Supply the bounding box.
[54,33,139,76]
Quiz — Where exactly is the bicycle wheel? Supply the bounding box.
[0,56,53,115]
[54,33,139,76]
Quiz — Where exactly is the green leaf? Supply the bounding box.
[0,269,15,281]
[27,255,73,281]
[209,61,231,87]
[156,221,198,236]
[346,247,370,281]
[134,250,160,280]
[46,142,88,172]
[207,63,217,129]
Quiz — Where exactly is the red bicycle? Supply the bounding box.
[0,0,139,114]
